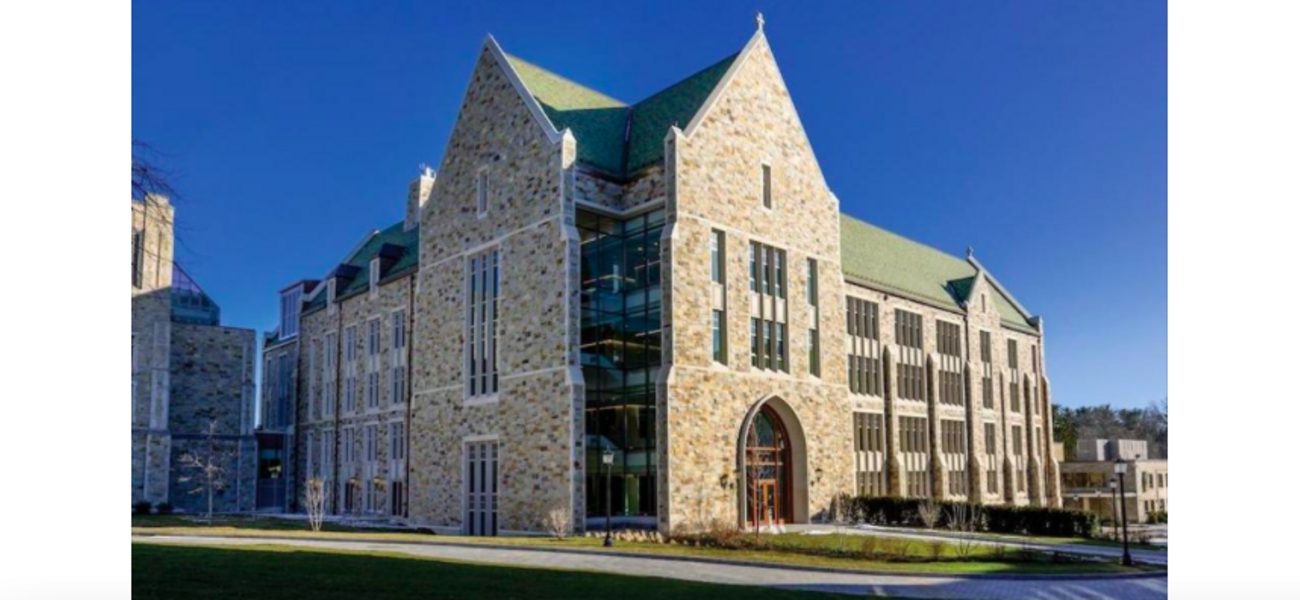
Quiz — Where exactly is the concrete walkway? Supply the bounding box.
[786,524,1168,567]
[134,534,1167,600]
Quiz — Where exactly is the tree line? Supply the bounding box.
[1052,398,1168,460]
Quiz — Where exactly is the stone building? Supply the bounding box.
[131,195,258,513]
[268,21,1060,533]
[1061,439,1167,524]
[263,169,429,517]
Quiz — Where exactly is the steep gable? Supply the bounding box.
[504,47,736,179]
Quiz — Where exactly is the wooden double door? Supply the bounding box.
[746,406,792,528]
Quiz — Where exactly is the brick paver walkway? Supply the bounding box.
[134,534,1167,600]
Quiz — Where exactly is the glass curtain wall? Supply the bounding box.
[578,208,664,520]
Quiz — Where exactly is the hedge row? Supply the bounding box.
[840,496,1099,538]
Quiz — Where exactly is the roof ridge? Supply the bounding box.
[503,53,627,106]
[630,52,742,108]
[840,212,968,268]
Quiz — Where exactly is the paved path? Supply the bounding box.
[134,534,1167,600]
[786,525,1168,567]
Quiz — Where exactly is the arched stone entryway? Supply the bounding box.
[736,396,809,528]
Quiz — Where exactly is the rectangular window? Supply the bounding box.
[807,259,819,377]
[937,321,962,358]
[937,323,963,406]
[846,297,882,396]
[980,331,994,409]
[368,319,380,357]
[323,333,337,417]
[476,169,488,216]
[748,241,788,373]
[761,163,772,209]
[467,248,501,398]
[365,424,378,463]
[710,230,724,284]
[392,310,407,350]
[344,326,357,413]
[711,230,727,365]
[712,310,726,363]
[321,430,335,479]
[367,371,379,408]
[390,422,406,462]
[942,420,968,496]
[853,413,887,496]
[899,416,930,498]
[895,310,925,401]
[984,422,998,494]
[391,365,406,405]
[342,427,355,464]
[280,288,302,338]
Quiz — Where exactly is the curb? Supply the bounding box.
[132,532,1167,582]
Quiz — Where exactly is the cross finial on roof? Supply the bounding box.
[966,246,974,258]
[756,12,765,32]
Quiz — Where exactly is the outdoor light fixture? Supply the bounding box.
[1114,458,1134,566]
[601,449,615,547]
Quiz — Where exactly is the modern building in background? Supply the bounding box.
[131,195,258,513]
[1060,438,1168,524]
[263,21,1061,534]
[259,170,428,517]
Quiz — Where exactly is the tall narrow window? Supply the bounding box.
[344,326,357,413]
[323,332,337,417]
[367,319,380,409]
[937,320,964,406]
[476,169,489,217]
[761,163,772,209]
[854,413,887,496]
[711,230,727,364]
[984,422,999,494]
[980,331,994,409]
[369,258,381,295]
[895,310,925,401]
[1008,338,1021,412]
[467,248,500,398]
[712,310,726,363]
[846,297,881,395]
[391,310,407,405]
[807,259,819,377]
[748,241,788,373]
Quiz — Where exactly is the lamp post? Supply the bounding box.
[1109,478,1119,541]
[602,448,615,547]
[1114,459,1133,566]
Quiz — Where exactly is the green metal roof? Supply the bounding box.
[505,52,737,179]
[839,214,1035,331]
[303,221,419,313]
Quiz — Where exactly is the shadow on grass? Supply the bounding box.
[132,543,863,600]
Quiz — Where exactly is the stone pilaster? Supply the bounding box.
[1025,374,1044,506]
[883,346,903,497]
[925,355,947,500]
[963,362,983,504]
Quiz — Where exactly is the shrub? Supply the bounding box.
[1147,510,1168,524]
[155,502,174,515]
[845,496,1099,538]
[133,501,152,516]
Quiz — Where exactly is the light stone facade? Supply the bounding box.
[268,25,1061,534]
[131,196,257,513]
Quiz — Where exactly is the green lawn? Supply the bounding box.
[132,543,862,600]
[132,516,1150,575]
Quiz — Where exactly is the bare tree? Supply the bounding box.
[544,505,572,540]
[132,139,179,205]
[946,503,983,560]
[304,477,330,532]
[177,418,232,522]
[917,499,942,530]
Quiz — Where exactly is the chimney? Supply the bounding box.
[405,165,435,231]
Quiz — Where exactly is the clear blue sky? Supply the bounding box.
[132,1,1166,410]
